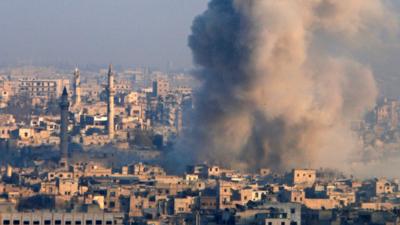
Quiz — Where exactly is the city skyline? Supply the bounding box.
[2,1,400,223]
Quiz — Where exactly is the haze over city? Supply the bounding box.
[1,0,400,224]
[0,0,207,69]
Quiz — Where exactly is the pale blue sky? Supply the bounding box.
[0,0,208,70]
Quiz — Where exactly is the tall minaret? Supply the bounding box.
[59,87,70,164]
[175,108,183,135]
[73,68,81,107]
[107,64,115,139]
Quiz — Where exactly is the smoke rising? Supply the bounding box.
[183,0,397,172]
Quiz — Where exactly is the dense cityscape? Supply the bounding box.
[0,65,397,224]
[2,0,400,224]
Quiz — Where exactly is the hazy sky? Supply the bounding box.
[0,0,208,70]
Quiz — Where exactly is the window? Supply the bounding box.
[75,221,81,225]
[281,222,285,225]
[66,221,72,225]
[33,221,39,225]
[44,221,51,225]
[95,221,102,225]
[23,221,29,225]
[268,223,272,225]
[105,221,112,225]
[55,220,61,225]
[13,220,20,225]
[3,220,10,225]
[291,208,296,214]
[86,220,93,225]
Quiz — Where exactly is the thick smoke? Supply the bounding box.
[183,0,397,172]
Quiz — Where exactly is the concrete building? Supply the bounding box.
[262,203,301,225]
[152,78,169,98]
[0,212,123,225]
[18,78,69,99]
[58,178,79,196]
[129,193,149,217]
[374,178,395,195]
[292,169,316,187]
[173,197,195,214]
[0,80,13,108]
[218,181,234,209]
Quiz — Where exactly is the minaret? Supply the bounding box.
[107,64,115,139]
[73,68,81,107]
[59,87,70,165]
[175,108,183,135]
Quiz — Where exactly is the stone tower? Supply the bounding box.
[59,87,70,165]
[175,108,183,135]
[107,64,115,139]
[73,68,81,107]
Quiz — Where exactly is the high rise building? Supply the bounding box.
[73,68,81,107]
[107,65,115,139]
[18,78,70,99]
[59,87,70,166]
[152,78,169,98]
